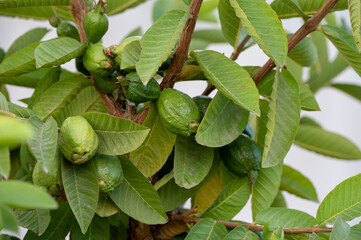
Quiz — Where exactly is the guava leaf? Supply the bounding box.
[35,37,85,68]
[331,83,361,102]
[281,165,318,202]
[0,0,70,8]
[174,135,214,189]
[0,6,69,20]
[192,29,227,43]
[106,0,147,16]
[0,147,10,179]
[317,173,361,224]
[294,124,361,159]
[152,0,187,22]
[0,42,38,77]
[320,25,361,78]
[53,86,103,126]
[23,202,74,240]
[109,156,168,224]
[184,218,228,240]
[347,221,361,240]
[83,112,150,156]
[8,103,35,118]
[348,0,361,52]
[256,208,317,228]
[218,0,242,49]
[61,159,99,234]
[15,209,50,236]
[191,50,260,114]
[27,116,58,174]
[130,103,176,178]
[136,9,189,84]
[96,193,118,218]
[121,40,141,69]
[33,75,91,120]
[288,36,317,66]
[0,204,18,233]
[0,115,33,148]
[0,67,51,88]
[257,69,300,168]
[196,92,249,148]
[223,225,259,240]
[330,216,350,240]
[229,0,288,66]
[0,181,58,209]
[202,178,250,221]
[5,28,49,58]
[278,0,309,19]
[72,215,110,240]
[271,0,348,18]
[271,191,287,208]
[251,163,283,220]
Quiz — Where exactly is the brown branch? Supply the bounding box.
[160,0,203,89]
[70,0,88,44]
[252,0,340,84]
[170,215,333,234]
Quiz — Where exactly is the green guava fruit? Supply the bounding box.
[76,55,90,76]
[156,88,200,136]
[0,48,4,63]
[32,157,62,196]
[83,43,114,77]
[192,95,212,121]
[94,154,123,192]
[83,3,109,43]
[56,20,81,42]
[48,16,60,27]
[220,133,261,184]
[121,72,160,103]
[59,116,98,164]
[94,71,119,94]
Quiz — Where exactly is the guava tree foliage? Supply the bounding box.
[1,0,361,239]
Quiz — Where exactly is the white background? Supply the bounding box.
[1,0,361,238]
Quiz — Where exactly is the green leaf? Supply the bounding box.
[0,42,38,77]
[223,225,259,240]
[72,215,110,240]
[61,159,99,234]
[281,165,318,202]
[33,75,91,120]
[5,28,49,58]
[256,208,317,228]
[0,0,70,8]
[320,25,361,78]
[348,0,361,52]
[8,103,35,119]
[83,112,150,156]
[23,202,74,240]
[53,86,102,125]
[196,92,249,148]
[295,77,320,111]
[279,0,309,19]
[0,93,8,112]
[109,156,168,224]
[317,173,361,224]
[0,181,57,209]
[331,83,361,102]
[106,0,147,16]
[0,6,60,20]
[0,204,18,233]
[185,218,228,240]
[121,40,141,70]
[136,9,189,84]
[347,221,361,240]
[288,36,317,66]
[0,147,10,179]
[174,135,214,189]
[192,29,227,43]
[251,163,283,220]
[27,116,58,173]
[191,50,260,114]
[330,216,350,240]
[0,67,51,88]
[130,103,176,177]
[157,172,199,212]
[230,0,288,65]
[152,0,187,22]
[218,0,242,49]
[15,209,50,236]
[271,191,287,208]
[35,37,84,68]
[294,123,361,160]
[96,193,118,218]
[257,69,300,167]
[271,0,348,18]
[0,115,33,148]
[202,178,250,221]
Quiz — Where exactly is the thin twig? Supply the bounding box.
[160,0,203,89]
[170,215,333,234]
[253,0,340,84]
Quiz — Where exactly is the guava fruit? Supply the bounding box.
[220,133,261,184]
[83,43,114,77]
[94,71,118,94]
[56,20,81,42]
[121,72,160,103]
[94,154,123,192]
[83,2,108,43]
[76,55,90,76]
[59,116,98,164]
[192,95,212,121]
[156,88,200,136]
